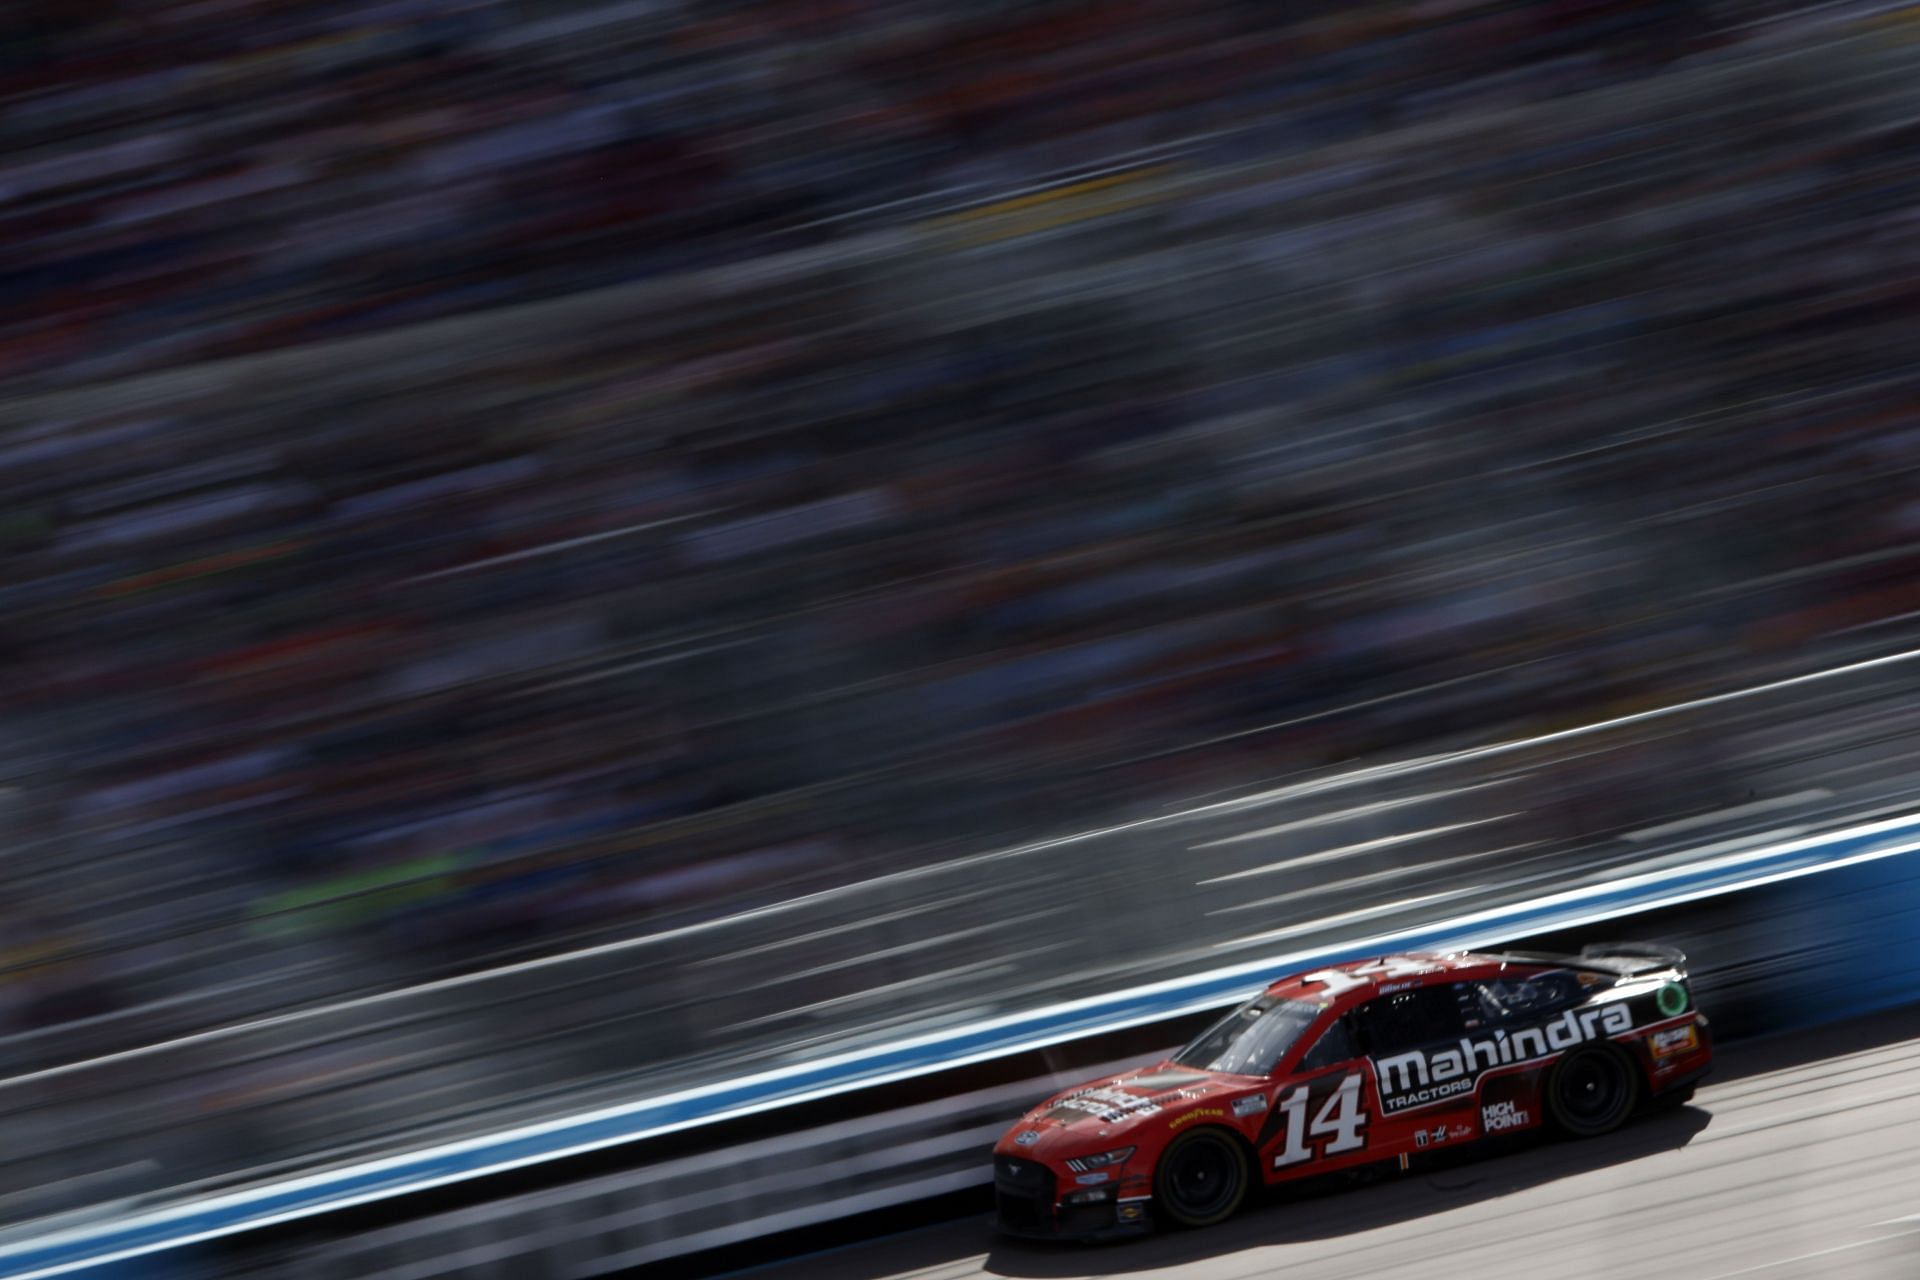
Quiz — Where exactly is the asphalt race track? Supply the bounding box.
[743,1007,1920,1280]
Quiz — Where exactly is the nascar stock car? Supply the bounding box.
[993,945,1710,1240]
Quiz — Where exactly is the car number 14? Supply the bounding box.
[1271,1073,1368,1167]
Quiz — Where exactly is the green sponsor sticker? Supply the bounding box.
[1656,982,1689,1017]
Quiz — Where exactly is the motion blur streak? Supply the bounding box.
[1195,817,1515,872]
[0,627,1890,1098]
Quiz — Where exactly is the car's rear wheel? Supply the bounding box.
[1153,1128,1249,1228]
[1548,1045,1640,1137]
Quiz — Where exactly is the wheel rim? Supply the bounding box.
[1166,1135,1241,1218]
[1559,1052,1630,1128]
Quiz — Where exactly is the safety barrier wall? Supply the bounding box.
[8,811,1920,1280]
[262,834,1920,1280]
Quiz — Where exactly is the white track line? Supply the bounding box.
[1702,1226,1920,1278]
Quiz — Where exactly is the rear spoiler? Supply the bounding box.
[1491,941,1687,978]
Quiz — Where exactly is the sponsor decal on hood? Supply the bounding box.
[1039,1069,1227,1125]
[1044,1086,1164,1125]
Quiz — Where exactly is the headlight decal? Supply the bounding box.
[1064,1145,1136,1173]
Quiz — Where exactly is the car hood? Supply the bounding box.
[1015,1063,1239,1137]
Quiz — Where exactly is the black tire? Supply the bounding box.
[1153,1128,1250,1228]
[1548,1045,1641,1137]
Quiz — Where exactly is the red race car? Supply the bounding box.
[993,945,1710,1240]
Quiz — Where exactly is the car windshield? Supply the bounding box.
[1171,996,1325,1076]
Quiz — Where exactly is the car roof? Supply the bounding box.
[1260,950,1542,1004]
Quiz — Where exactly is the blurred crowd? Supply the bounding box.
[1,0,1745,387]
[2,0,1920,1066]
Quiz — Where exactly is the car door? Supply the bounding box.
[1258,1010,1376,1181]
[1350,982,1481,1155]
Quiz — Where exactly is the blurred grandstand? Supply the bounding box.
[4,0,1920,1237]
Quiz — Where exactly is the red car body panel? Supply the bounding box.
[993,949,1712,1238]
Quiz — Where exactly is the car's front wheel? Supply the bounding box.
[1548,1045,1640,1137]
[1153,1128,1250,1228]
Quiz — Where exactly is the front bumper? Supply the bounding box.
[993,1157,1152,1242]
